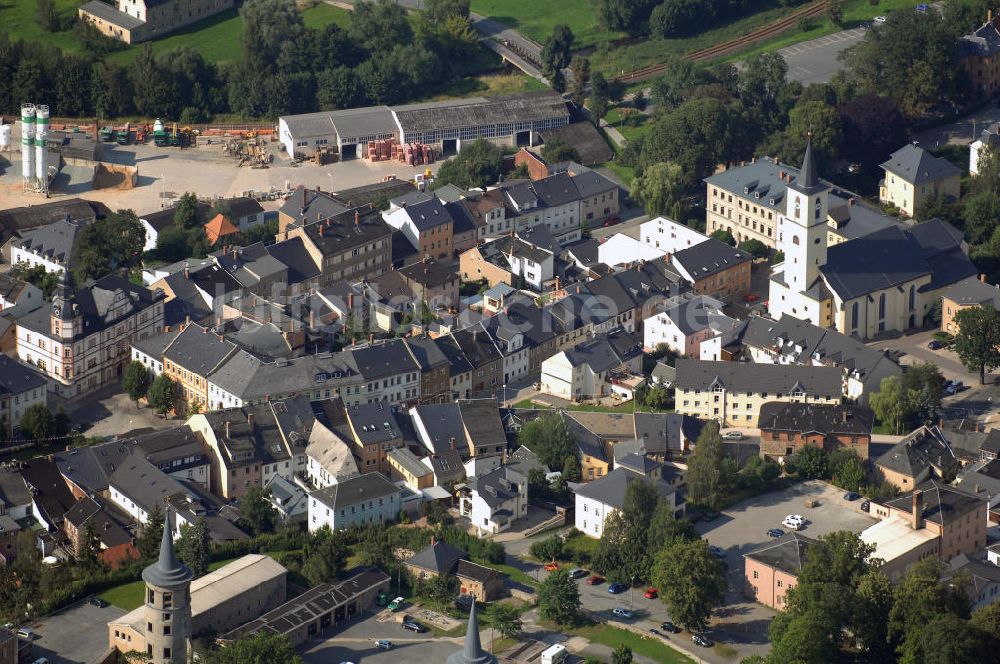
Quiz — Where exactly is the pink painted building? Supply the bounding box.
[743,533,815,610]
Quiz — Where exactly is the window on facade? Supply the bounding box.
[878,293,886,319]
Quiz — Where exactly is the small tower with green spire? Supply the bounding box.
[446,598,498,664]
[141,509,193,664]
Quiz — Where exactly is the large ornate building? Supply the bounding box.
[768,142,977,339]
[16,273,165,399]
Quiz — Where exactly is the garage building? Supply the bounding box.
[278,93,569,160]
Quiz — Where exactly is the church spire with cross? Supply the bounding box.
[446,597,497,664]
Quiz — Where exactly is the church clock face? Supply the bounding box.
[794,198,801,219]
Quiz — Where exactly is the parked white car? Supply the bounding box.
[722,431,744,440]
[782,515,805,530]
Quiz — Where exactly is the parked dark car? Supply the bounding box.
[844,492,861,501]
[766,528,785,538]
[861,500,871,513]
[402,620,426,633]
[660,621,681,633]
[89,597,109,608]
[608,582,627,594]
[702,510,721,522]
[692,634,714,648]
[928,340,943,350]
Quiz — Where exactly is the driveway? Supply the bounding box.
[865,328,977,383]
[913,103,1000,147]
[23,600,125,664]
[300,608,462,664]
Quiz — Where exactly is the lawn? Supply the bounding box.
[572,625,696,664]
[97,555,268,610]
[423,72,549,102]
[470,0,622,49]
[107,5,348,65]
[604,107,651,145]
[0,0,87,52]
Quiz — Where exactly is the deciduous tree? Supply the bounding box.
[685,422,734,510]
[148,374,177,417]
[651,539,725,631]
[631,162,685,218]
[537,568,581,626]
[954,305,1000,384]
[239,486,277,536]
[517,412,577,471]
[122,361,152,407]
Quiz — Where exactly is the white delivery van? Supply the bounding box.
[540,643,568,664]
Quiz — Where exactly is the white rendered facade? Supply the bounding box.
[639,216,709,254]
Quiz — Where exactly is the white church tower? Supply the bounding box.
[768,139,832,325]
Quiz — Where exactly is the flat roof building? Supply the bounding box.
[279,93,569,159]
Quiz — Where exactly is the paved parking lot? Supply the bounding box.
[24,600,125,664]
[690,480,877,659]
[778,28,867,84]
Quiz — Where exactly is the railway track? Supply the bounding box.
[612,0,828,84]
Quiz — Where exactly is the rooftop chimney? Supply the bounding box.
[224,421,231,439]
[911,490,924,530]
[354,211,360,226]
[247,412,254,429]
[981,274,987,282]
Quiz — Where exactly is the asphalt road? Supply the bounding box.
[777,27,867,85]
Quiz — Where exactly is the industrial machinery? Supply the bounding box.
[115,122,131,145]
[153,119,168,147]
[20,103,48,195]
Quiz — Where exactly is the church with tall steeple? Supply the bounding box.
[767,141,977,339]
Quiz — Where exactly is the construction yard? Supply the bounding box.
[0,126,441,213]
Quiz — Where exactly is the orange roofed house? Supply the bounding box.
[204,213,240,246]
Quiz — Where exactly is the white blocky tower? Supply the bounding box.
[777,139,829,294]
[141,510,193,664]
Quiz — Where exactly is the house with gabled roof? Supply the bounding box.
[875,425,960,491]
[574,454,682,539]
[404,538,505,602]
[458,466,528,535]
[880,144,961,216]
[540,327,644,401]
[744,533,815,609]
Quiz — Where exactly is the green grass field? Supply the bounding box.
[0,2,349,63]
[470,0,622,49]
[97,556,258,610]
[106,4,348,64]
[0,0,88,52]
[572,625,696,663]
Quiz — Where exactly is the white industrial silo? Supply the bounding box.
[21,103,35,186]
[0,123,11,151]
[34,104,49,187]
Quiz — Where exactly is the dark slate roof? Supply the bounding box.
[561,412,608,462]
[740,314,901,382]
[109,452,191,514]
[884,480,984,526]
[226,197,265,219]
[466,466,523,508]
[132,427,210,472]
[562,328,641,373]
[618,453,662,476]
[674,358,842,398]
[530,172,579,208]
[397,197,454,231]
[446,200,479,235]
[0,198,103,231]
[162,323,237,376]
[758,402,874,436]
[434,335,474,376]
[78,1,145,30]
[14,218,81,265]
[570,169,618,198]
[981,429,1000,456]
[63,495,133,548]
[0,355,47,397]
[455,559,501,584]
[54,441,133,494]
[280,186,349,226]
[0,469,30,510]
[407,540,466,574]
[634,412,703,455]
[334,179,416,208]
[21,458,76,526]
[299,207,392,258]
[140,202,212,233]
[876,425,959,480]
[503,236,552,265]
[310,472,400,510]
[267,236,322,284]
[790,140,826,195]
[405,335,450,371]
[458,400,507,450]
[943,276,1000,307]
[744,533,816,575]
[564,238,600,266]
[960,18,1000,57]
[452,324,501,369]
[399,259,458,289]
[351,339,420,381]
[413,403,467,454]
[672,239,750,281]
[880,144,961,185]
[345,402,403,445]
[820,220,975,301]
[573,467,677,507]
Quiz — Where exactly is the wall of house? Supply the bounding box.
[459,247,512,288]
[575,494,610,539]
[674,387,839,428]
[745,558,799,610]
[308,491,400,532]
[706,183,780,248]
[759,430,871,462]
[880,171,961,217]
[579,188,619,227]
[641,216,709,254]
